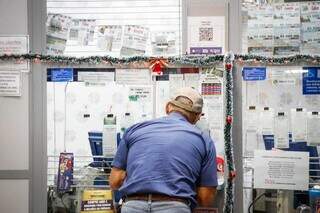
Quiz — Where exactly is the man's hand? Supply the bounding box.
[109,167,126,190]
[196,186,217,207]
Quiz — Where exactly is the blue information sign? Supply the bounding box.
[242,67,266,81]
[51,68,73,82]
[302,67,320,95]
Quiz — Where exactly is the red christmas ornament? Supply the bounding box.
[153,61,162,74]
[229,170,236,179]
[226,115,233,124]
[150,58,168,75]
[225,63,232,70]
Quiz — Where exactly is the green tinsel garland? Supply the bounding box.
[223,53,235,213]
[1,53,319,66]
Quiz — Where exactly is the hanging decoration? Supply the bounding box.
[1,53,319,66]
[149,58,168,75]
[223,52,235,213]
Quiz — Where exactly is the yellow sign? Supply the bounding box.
[80,189,114,213]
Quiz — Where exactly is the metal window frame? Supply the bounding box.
[26,0,243,212]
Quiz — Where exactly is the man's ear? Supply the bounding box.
[165,102,170,114]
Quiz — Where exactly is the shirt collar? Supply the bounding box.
[168,112,188,122]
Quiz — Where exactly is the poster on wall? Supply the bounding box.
[97,25,123,52]
[273,3,301,56]
[151,31,177,56]
[253,150,309,191]
[120,25,149,56]
[0,71,21,96]
[187,16,225,55]
[0,35,29,71]
[46,13,72,55]
[69,19,96,46]
[247,5,273,56]
[300,2,320,55]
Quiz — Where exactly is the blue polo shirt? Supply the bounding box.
[112,112,217,208]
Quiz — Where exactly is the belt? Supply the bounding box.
[125,193,189,206]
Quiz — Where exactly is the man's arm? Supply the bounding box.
[196,186,217,207]
[109,167,126,190]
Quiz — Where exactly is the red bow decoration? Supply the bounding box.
[229,170,236,179]
[149,58,168,75]
[226,115,233,124]
[225,63,232,70]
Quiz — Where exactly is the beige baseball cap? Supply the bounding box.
[170,87,203,113]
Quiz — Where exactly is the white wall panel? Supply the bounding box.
[0,180,29,213]
[0,68,29,171]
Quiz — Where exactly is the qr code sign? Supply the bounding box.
[199,28,213,41]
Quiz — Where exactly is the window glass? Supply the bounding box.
[46,0,182,57]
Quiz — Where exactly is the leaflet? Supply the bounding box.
[290,108,307,142]
[307,112,320,146]
[274,112,289,149]
[260,107,275,135]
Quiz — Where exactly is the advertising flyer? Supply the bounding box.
[46,13,72,40]
[274,112,289,149]
[188,16,225,55]
[120,25,149,56]
[290,108,307,142]
[247,5,273,56]
[97,25,123,52]
[0,35,29,70]
[273,3,300,56]
[254,150,309,191]
[307,111,320,146]
[151,31,177,56]
[57,152,74,192]
[81,189,114,213]
[300,2,320,55]
[69,19,96,46]
[46,13,72,55]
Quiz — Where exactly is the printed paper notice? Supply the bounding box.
[188,16,225,55]
[78,72,114,86]
[0,36,29,70]
[253,150,309,191]
[0,71,21,96]
[274,112,289,148]
[116,69,151,85]
[184,73,200,89]
[260,108,275,135]
[290,108,307,142]
[307,112,320,146]
[128,86,152,102]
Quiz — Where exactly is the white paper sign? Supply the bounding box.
[260,108,275,135]
[188,16,225,54]
[78,72,115,83]
[184,73,200,89]
[307,112,320,146]
[253,150,309,191]
[291,108,307,142]
[0,71,21,96]
[274,112,289,149]
[116,69,151,85]
[0,36,29,71]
